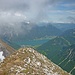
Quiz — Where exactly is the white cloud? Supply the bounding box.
[0,0,74,36]
[0,0,60,22]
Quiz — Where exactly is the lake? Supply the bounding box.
[14,39,50,46]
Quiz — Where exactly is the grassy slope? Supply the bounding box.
[36,36,75,75]
[0,48,70,75]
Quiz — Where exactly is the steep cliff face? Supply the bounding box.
[0,40,15,62]
[0,48,70,75]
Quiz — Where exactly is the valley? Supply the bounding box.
[0,0,75,74]
[36,28,75,75]
[0,23,75,75]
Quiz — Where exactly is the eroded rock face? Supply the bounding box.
[0,48,71,75]
[0,40,15,62]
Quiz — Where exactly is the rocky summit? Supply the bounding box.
[0,48,71,75]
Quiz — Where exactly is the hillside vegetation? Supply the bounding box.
[36,28,75,75]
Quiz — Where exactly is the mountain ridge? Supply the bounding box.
[36,28,75,75]
[0,39,16,62]
[0,48,70,75]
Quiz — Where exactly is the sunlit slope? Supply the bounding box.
[0,48,70,75]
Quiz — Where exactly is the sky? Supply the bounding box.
[0,0,75,36]
[0,0,75,23]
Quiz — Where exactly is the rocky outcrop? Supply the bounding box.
[0,39,15,62]
[0,48,71,75]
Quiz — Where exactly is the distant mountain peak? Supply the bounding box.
[0,48,70,75]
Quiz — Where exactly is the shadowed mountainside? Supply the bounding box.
[36,28,75,75]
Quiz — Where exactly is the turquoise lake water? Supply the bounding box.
[14,39,49,46]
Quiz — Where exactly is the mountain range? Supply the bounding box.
[0,22,75,75]
[36,28,75,75]
[52,23,75,32]
[1,22,75,42]
[1,22,75,51]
